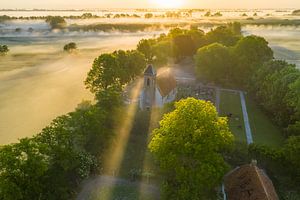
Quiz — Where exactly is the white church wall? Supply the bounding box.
[139,90,145,109]
[162,88,177,104]
[155,88,164,107]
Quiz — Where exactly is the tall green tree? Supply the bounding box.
[149,98,234,199]
[0,44,9,55]
[195,43,233,85]
[45,16,67,29]
[85,50,145,95]
[233,35,273,86]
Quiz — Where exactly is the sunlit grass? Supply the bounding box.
[101,79,143,199]
[245,96,284,147]
[219,90,247,142]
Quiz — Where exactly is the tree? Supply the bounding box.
[63,42,77,52]
[195,43,233,85]
[250,60,299,126]
[0,138,49,200]
[149,98,234,199]
[45,16,66,29]
[137,39,155,62]
[144,13,153,18]
[172,34,195,60]
[232,35,273,86]
[0,44,9,55]
[205,23,242,46]
[85,50,145,94]
[283,136,300,183]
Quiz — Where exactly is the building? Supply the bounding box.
[223,161,279,200]
[140,64,177,110]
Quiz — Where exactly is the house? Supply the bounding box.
[223,161,279,200]
[140,64,177,110]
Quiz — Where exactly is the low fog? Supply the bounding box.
[0,33,159,145]
[1,12,300,144]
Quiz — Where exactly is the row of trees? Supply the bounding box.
[250,60,300,136]
[0,103,108,199]
[193,28,300,137]
[145,25,300,199]
[137,22,242,64]
[195,35,273,86]
[0,47,147,198]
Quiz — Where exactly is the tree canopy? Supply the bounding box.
[195,43,233,84]
[149,98,234,199]
[85,50,146,95]
[63,42,77,52]
[0,44,9,55]
[46,16,67,29]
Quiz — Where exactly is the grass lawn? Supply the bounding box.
[245,96,284,147]
[219,90,247,142]
[87,184,158,200]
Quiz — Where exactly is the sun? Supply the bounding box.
[152,0,184,8]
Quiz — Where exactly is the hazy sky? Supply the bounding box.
[1,0,300,9]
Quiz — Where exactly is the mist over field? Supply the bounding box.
[0,9,300,144]
[0,31,160,144]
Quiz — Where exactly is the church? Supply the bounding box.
[140,64,177,110]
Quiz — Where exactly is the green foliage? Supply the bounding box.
[149,98,234,199]
[205,23,242,46]
[63,42,77,52]
[292,9,300,16]
[137,27,205,63]
[249,137,300,197]
[0,44,9,55]
[195,43,233,84]
[233,35,273,85]
[81,13,93,19]
[195,33,274,88]
[137,39,156,62]
[286,121,300,137]
[45,16,67,29]
[85,50,146,95]
[144,13,153,18]
[0,15,11,22]
[250,60,300,127]
[0,98,119,199]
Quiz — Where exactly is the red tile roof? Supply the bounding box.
[156,69,177,97]
[224,163,279,200]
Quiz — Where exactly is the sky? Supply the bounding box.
[1,0,300,9]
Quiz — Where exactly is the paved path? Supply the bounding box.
[239,91,253,144]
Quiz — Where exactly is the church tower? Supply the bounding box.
[141,64,156,110]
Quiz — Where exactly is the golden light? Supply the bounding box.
[152,0,184,8]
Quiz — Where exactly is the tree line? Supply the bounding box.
[0,47,146,199]
[138,24,300,199]
[1,23,299,199]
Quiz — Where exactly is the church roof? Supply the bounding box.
[157,69,177,97]
[224,162,279,200]
[144,64,156,75]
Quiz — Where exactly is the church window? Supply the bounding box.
[147,78,150,86]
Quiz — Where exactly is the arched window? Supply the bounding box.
[147,78,150,86]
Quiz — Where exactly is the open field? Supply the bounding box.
[0,33,156,145]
